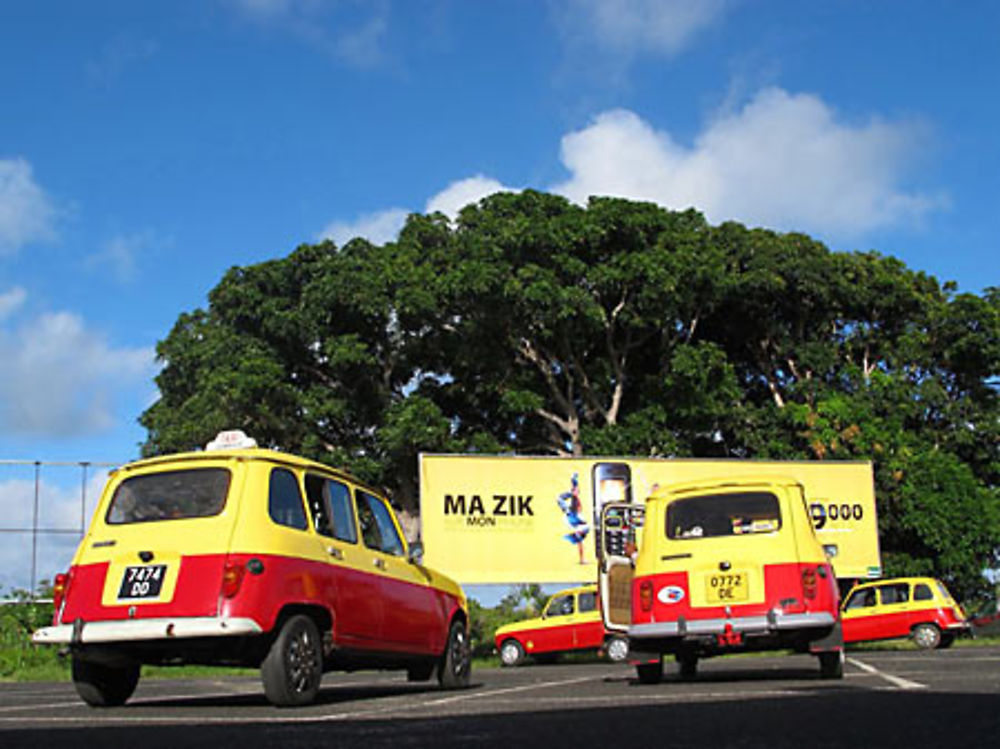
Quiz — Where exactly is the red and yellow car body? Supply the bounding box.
[600,476,843,682]
[841,576,969,649]
[493,585,627,665]
[34,433,470,706]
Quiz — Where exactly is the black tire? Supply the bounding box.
[912,622,942,650]
[261,614,323,706]
[677,651,698,680]
[636,658,663,685]
[818,650,844,679]
[438,620,471,689]
[499,638,525,667]
[407,661,435,682]
[71,656,140,707]
[534,653,559,665]
[939,632,956,649]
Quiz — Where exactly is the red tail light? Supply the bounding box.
[221,560,245,598]
[52,571,70,613]
[802,566,818,599]
[639,580,654,611]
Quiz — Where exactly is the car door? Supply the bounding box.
[574,589,605,650]
[355,489,440,653]
[302,473,379,648]
[532,593,577,652]
[874,582,912,638]
[841,586,880,642]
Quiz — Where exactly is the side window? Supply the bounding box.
[356,490,404,556]
[268,468,308,531]
[304,474,333,536]
[878,583,910,605]
[914,583,934,601]
[303,474,357,543]
[578,591,597,613]
[844,588,877,610]
[547,594,575,617]
[327,480,357,543]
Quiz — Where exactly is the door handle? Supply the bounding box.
[327,547,343,560]
[373,558,386,570]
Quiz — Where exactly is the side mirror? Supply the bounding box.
[408,541,424,565]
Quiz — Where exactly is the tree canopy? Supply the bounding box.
[141,191,1000,598]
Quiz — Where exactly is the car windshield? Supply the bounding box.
[666,492,781,539]
[106,468,231,524]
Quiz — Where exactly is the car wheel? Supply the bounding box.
[636,658,663,685]
[438,620,471,689]
[71,656,140,707]
[499,639,525,667]
[818,650,844,679]
[261,614,323,706]
[605,636,629,663]
[677,651,698,680]
[912,623,942,650]
[939,633,955,649]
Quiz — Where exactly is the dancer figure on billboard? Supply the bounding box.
[557,473,589,564]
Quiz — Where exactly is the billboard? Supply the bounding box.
[419,454,881,584]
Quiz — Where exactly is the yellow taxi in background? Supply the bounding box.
[33,431,470,707]
[494,585,628,666]
[841,576,970,649]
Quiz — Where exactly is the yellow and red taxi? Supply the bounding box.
[493,585,628,666]
[33,431,470,707]
[841,576,969,649]
[599,476,844,683]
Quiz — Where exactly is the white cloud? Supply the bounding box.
[425,175,516,218]
[0,468,109,594]
[86,231,159,283]
[0,304,155,436]
[552,88,940,237]
[0,287,26,321]
[229,0,389,67]
[0,158,57,254]
[318,207,409,246]
[556,0,727,56]
[85,35,158,87]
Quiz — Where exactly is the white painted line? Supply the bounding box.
[420,674,596,707]
[847,657,927,690]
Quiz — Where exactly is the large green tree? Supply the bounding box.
[141,192,999,597]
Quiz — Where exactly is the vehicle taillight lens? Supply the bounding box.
[221,560,245,598]
[802,567,818,600]
[639,580,654,611]
[52,571,69,612]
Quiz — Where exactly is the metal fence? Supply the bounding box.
[0,460,118,598]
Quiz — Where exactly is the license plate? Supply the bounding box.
[705,572,749,603]
[117,565,167,600]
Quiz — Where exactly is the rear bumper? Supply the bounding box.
[32,616,263,645]
[629,611,836,639]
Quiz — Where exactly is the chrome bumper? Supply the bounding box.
[630,611,837,639]
[32,616,263,645]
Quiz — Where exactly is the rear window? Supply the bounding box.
[106,468,231,524]
[666,491,781,539]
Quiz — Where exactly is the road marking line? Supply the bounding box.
[420,675,596,707]
[847,657,927,690]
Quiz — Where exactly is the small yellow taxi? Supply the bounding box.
[33,431,470,707]
[493,585,628,666]
[841,576,969,649]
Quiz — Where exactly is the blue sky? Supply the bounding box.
[1,1,998,591]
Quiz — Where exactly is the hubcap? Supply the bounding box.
[288,628,319,693]
[501,643,520,665]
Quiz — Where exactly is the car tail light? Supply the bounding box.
[639,580,654,611]
[802,567,818,600]
[52,571,70,613]
[221,560,245,598]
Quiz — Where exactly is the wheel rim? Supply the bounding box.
[450,628,469,676]
[500,642,521,665]
[607,639,628,662]
[287,626,320,693]
[914,625,939,649]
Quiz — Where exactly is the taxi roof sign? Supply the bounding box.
[205,429,258,451]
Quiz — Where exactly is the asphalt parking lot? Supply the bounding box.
[1,646,998,748]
